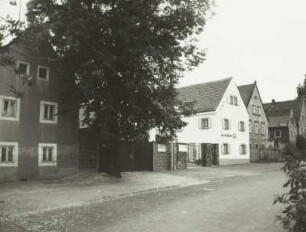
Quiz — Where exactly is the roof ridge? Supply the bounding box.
[178,77,232,90]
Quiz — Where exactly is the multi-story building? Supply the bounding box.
[263,100,297,149]
[292,96,306,136]
[238,81,269,161]
[0,40,79,181]
[173,77,250,165]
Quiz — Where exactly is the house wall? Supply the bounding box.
[175,79,250,165]
[298,98,306,136]
[246,85,269,161]
[0,43,79,181]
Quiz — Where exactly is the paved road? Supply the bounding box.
[5,169,286,232]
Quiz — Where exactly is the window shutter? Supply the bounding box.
[239,145,242,154]
[221,144,224,154]
[229,119,231,130]
[238,121,241,131]
[198,118,202,129]
[222,118,225,129]
[228,144,231,154]
[208,118,212,129]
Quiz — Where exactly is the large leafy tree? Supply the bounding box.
[16,0,211,175]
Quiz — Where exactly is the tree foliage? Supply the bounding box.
[23,0,211,144]
[297,76,306,97]
[274,146,306,232]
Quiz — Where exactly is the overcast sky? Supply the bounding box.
[1,0,306,103]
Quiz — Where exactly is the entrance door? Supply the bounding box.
[201,143,219,166]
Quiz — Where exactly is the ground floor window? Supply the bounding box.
[221,143,231,154]
[0,142,18,166]
[239,144,247,155]
[38,143,57,166]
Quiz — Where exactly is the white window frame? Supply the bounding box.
[249,120,252,133]
[17,61,30,75]
[199,118,211,129]
[252,105,257,115]
[238,121,245,132]
[222,118,230,130]
[0,95,20,121]
[221,143,231,155]
[0,142,18,167]
[275,130,281,138]
[257,107,261,116]
[40,101,58,124]
[38,143,57,166]
[37,65,50,81]
[239,144,247,155]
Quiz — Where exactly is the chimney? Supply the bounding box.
[272,99,276,104]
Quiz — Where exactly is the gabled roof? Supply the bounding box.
[238,83,255,106]
[263,100,293,127]
[263,100,293,117]
[177,77,232,113]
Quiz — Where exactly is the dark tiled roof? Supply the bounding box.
[238,83,255,106]
[177,78,232,113]
[263,100,293,117]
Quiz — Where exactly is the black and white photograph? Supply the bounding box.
[0,0,306,231]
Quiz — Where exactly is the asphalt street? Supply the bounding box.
[6,169,287,232]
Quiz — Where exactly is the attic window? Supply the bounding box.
[254,95,258,99]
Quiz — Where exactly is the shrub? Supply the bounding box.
[274,146,306,232]
[296,135,306,151]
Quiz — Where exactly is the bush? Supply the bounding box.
[274,146,306,232]
[296,135,306,151]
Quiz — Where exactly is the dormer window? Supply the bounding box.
[37,65,49,80]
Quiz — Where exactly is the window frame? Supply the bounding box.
[17,61,30,75]
[254,122,259,134]
[261,123,266,135]
[275,130,281,138]
[39,101,58,124]
[239,144,247,155]
[0,95,20,121]
[37,65,50,81]
[199,117,211,129]
[229,95,238,106]
[38,143,57,166]
[221,143,231,155]
[238,121,246,132]
[222,118,230,130]
[0,142,18,167]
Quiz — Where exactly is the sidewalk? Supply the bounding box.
[0,163,283,219]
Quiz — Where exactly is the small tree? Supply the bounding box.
[274,146,306,232]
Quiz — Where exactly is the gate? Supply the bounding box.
[201,143,219,166]
[98,142,153,172]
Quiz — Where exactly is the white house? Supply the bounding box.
[175,77,250,165]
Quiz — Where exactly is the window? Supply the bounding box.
[0,96,20,121]
[275,130,281,138]
[37,65,49,80]
[222,118,230,130]
[249,121,252,133]
[238,121,245,131]
[229,96,238,105]
[38,143,57,166]
[254,122,259,134]
[17,61,30,75]
[0,142,18,167]
[40,101,58,124]
[257,107,261,116]
[240,144,247,155]
[199,118,211,129]
[261,123,266,135]
[221,143,231,154]
[252,105,257,114]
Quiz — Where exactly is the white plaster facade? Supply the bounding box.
[174,79,250,165]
